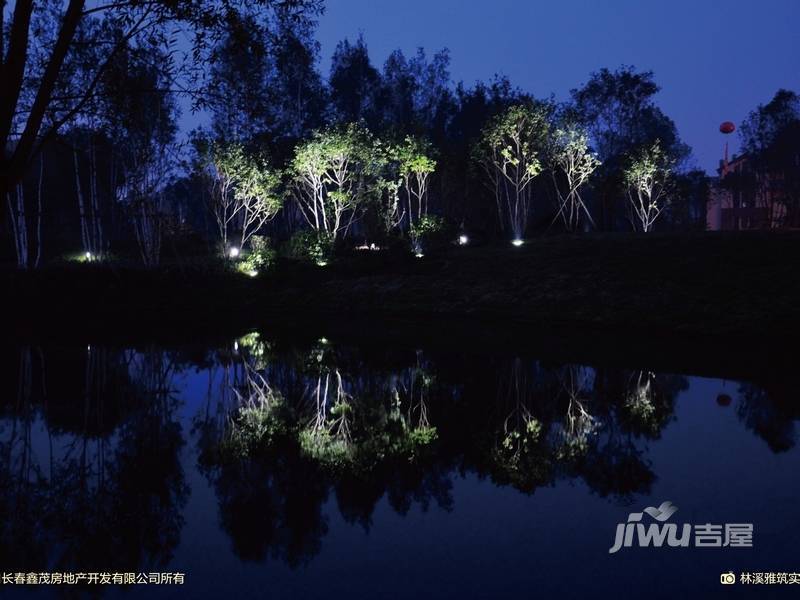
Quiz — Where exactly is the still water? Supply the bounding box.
[1,333,798,599]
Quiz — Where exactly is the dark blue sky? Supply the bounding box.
[316,0,799,173]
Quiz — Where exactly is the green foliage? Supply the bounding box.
[299,428,356,471]
[237,235,276,275]
[410,214,445,251]
[394,136,437,177]
[291,123,385,240]
[410,214,444,238]
[220,398,292,460]
[473,102,552,237]
[500,417,543,454]
[213,142,283,215]
[405,426,438,459]
[475,102,550,178]
[286,230,334,264]
[550,126,601,182]
[624,140,673,232]
[624,141,672,189]
[491,416,551,492]
[236,332,272,370]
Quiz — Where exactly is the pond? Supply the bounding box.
[1,332,798,599]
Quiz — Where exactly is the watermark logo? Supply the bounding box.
[608,501,753,554]
[720,572,736,585]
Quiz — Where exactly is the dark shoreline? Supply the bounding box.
[5,231,798,380]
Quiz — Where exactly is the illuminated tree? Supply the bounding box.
[624,141,673,232]
[291,123,381,242]
[474,103,550,240]
[554,366,597,461]
[201,141,282,254]
[396,136,437,230]
[548,125,601,231]
[570,66,688,230]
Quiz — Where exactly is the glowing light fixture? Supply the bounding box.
[85,251,92,260]
[248,270,258,278]
[415,252,424,258]
[458,234,469,246]
[511,239,524,247]
[229,247,240,259]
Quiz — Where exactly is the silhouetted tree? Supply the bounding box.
[328,35,383,130]
[739,89,800,227]
[0,0,323,232]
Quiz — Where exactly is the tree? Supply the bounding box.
[207,13,274,143]
[474,102,551,240]
[328,35,382,129]
[395,136,437,231]
[440,76,527,232]
[100,36,179,268]
[548,124,601,231]
[228,151,283,250]
[0,0,323,227]
[381,48,452,137]
[266,8,328,142]
[739,89,800,228]
[206,6,326,147]
[200,141,283,254]
[624,141,672,232]
[669,170,710,231]
[291,123,382,242]
[5,152,43,269]
[570,66,688,230]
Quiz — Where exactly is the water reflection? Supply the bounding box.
[0,335,795,580]
[0,347,188,576]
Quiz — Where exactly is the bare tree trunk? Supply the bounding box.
[34,152,43,267]
[74,147,91,256]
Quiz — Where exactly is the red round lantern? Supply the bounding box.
[719,121,736,134]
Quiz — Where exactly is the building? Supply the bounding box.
[707,150,799,231]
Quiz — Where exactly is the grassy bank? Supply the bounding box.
[4,232,799,374]
[260,231,800,337]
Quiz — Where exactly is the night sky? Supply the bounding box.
[316,0,800,174]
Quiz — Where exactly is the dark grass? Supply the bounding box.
[4,231,798,378]
[260,231,800,337]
